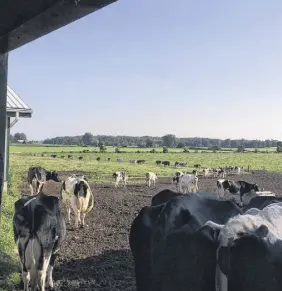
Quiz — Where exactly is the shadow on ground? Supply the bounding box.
[54,249,135,291]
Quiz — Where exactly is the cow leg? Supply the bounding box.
[81,213,86,228]
[38,255,52,291]
[47,253,58,290]
[76,210,81,228]
[67,207,71,225]
[29,183,34,196]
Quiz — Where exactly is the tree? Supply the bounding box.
[100,143,107,153]
[14,132,27,141]
[276,142,282,153]
[183,146,189,153]
[82,132,94,145]
[237,145,245,153]
[162,134,176,147]
[146,138,154,148]
[163,146,169,153]
[177,142,186,148]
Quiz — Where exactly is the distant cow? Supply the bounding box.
[113,171,128,188]
[68,155,73,159]
[61,155,65,159]
[60,175,94,228]
[27,166,61,195]
[78,156,83,160]
[162,161,170,166]
[172,171,184,185]
[137,160,146,165]
[13,193,66,291]
[108,158,111,162]
[129,159,137,164]
[203,168,210,177]
[117,158,123,163]
[146,172,158,188]
[175,161,187,167]
[178,174,199,193]
[156,160,162,166]
[50,154,57,158]
[217,179,260,206]
[96,157,100,161]
[194,164,201,169]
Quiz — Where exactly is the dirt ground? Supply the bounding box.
[17,170,282,291]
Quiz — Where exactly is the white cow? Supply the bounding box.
[178,174,199,194]
[60,175,94,228]
[145,172,158,187]
[203,168,210,177]
[113,171,128,188]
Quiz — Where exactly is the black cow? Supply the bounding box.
[162,161,170,166]
[27,166,60,195]
[78,156,83,160]
[130,192,242,291]
[156,160,162,166]
[13,193,66,291]
[137,160,146,164]
[68,155,73,159]
[151,189,182,206]
[194,164,201,169]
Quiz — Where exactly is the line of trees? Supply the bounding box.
[10,133,27,143]
[41,133,280,149]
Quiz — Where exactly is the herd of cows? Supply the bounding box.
[11,164,282,291]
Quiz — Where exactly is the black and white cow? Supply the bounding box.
[13,193,66,291]
[27,166,61,195]
[113,171,128,188]
[211,202,282,291]
[217,179,260,206]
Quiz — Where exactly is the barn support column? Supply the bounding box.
[3,117,10,192]
[0,52,8,216]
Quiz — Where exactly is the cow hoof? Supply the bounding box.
[80,224,85,229]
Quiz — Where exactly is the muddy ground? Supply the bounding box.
[17,170,282,291]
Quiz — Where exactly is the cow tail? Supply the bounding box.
[86,190,94,213]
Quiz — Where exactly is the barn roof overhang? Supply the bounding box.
[6,85,32,118]
[0,0,118,53]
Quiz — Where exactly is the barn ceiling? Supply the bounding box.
[0,0,117,53]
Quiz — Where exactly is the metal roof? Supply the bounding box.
[6,85,32,118]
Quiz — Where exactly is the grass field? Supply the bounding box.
[1,144,282,289]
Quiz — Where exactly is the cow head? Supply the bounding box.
[74,180,88,198]
[51,171,61,182]
[252,184,259,192]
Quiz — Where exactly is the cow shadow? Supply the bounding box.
[54,249,135,290]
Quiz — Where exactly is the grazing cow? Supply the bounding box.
[113,171,128,188]
[178,174,199,193]
[61,155,65,159]
[145,172,157,188]
[117,158,123,163]
[13,193,66,291]
[162,161,170,166]
[27,166,61,195]
[137,159,146,165]
[156,160,162,166]
[68,155,73,159]
[194,164,201,169]
[129,159,137,164]
[50,154,57,158]
[60,175,94,228]
[96,157,100,161]
[78,156,83,160]
[212,203,282,291]
[175,162,187,167]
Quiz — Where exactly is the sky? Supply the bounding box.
[8,0,282,141]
